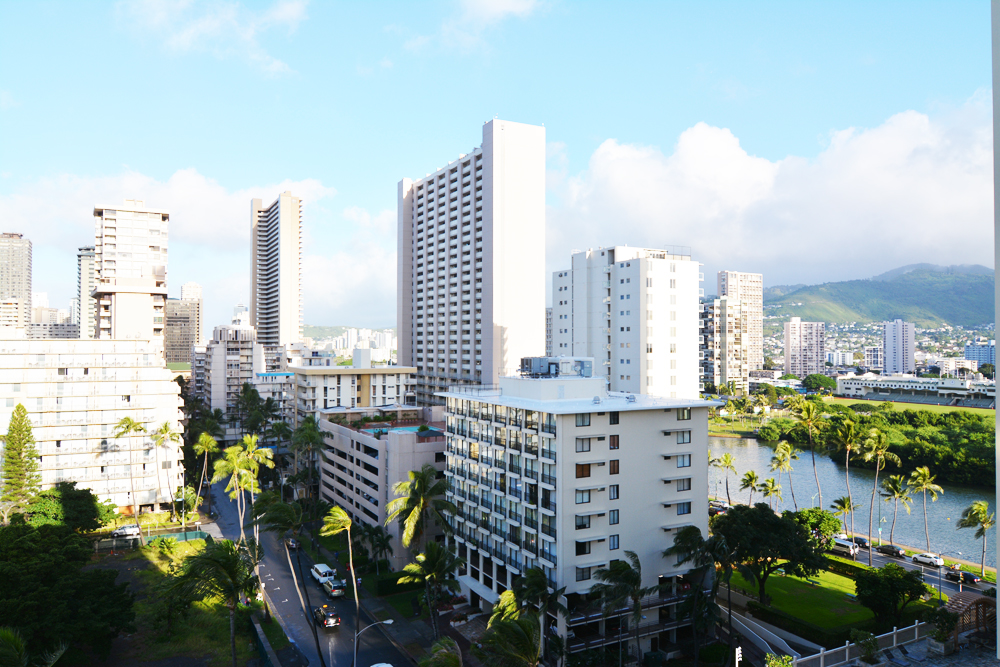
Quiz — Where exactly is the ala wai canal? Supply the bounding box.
[708,436,997,568]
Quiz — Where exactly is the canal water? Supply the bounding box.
[708,437,997,568]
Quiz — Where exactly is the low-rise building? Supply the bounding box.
[439,356,714,659]
[836,372,995,408]
[292,350,416,424]
[27,322,80,339]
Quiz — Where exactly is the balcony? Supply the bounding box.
[542,498,557,513]
[541,473,556,487]
[541,524,556,539]
[567,592,691,626]
[523,516,538,530]
[540,448,556,462]
[566,617,692,653]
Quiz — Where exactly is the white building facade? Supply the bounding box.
[864,345,883,371]
[292,352,417,423]
[440,357,713,658]
[77,246,97,339]
[700,297,749,394]
[882,319,915,375]
[965,339,996,367]
[552,246,702,399]
[251,192,303,353]
[0,337,184,512]
[397,119,546,405]
[784,317,826,378]
[717,271,763,370]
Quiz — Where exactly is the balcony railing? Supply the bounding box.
[567,592,693,625]
[524,516,538,530]
[541,449,556,461]
[542,498,557,512]
[541,473,556,486]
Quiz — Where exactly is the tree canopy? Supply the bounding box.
[802,374,837,392]
[1,404,40,505]
[854,563,927,629]
[24,482,117,531]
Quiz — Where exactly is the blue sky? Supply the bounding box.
[0,1,992,330]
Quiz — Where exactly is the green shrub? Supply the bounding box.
[374,571,425,597]
[849,629,880,664]
[824,555,870,579]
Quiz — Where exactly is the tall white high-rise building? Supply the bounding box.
[700,296,749,394]
[250,192,302,350]
[784,317,826,378]
[717,271,763,370]
[0,233,32,327]
[551,246,702,399]
[883,319,915,375]
[397,119,546,405]
[77,246,97,339]
[92,201,169,347]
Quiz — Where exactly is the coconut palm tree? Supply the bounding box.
[830,496,859,535]
[421,637,464,667]
[770,442,800,510]
[909,466,944,553]
[193,432,220,515]
[239,434,275,545]
[0,626,67,667]
[833,419,863,541]
[792,400,825,508]
[113,416,147,543]
[292,416,324,504]
[591,550,661,662]
[513,566,567,658]
[473,615,542,667]
[150,422,182,520]
[399,541,465,640]
[861,428,900,565]
[267,421,293,498]
[759,478,783,511]
[958,500,995,577]
[212,445,251,542]
[713,453,737,506]
[385,464,457,550]
[880,475,912,546]
[368,527,394,576]
[739,470,760,505]
[321,506,361,641]
[179,537,261,667]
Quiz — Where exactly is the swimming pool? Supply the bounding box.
[360,426,442,435]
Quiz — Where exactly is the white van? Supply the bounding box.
[830,538,859,558]
[111,524,141,538]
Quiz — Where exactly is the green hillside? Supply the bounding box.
[764,265,994,327]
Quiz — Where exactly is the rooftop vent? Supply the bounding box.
[626,395,636,403]
[592,396,601,404]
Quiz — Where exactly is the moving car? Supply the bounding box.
[323,578,347,598]
[850,536,870,549]
[111,525,141,538]
[709,500,731,517]
[875,544,906,558]
[312,604,341,628]
[945,570,981,585]
[830,538,860,559]
[284,537,301,550]
[912,553,944,567]
[311,564,338,584]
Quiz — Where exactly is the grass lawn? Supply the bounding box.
[825,396,995,417]
[708,418,759,438]
[730,567,872,628]
[383,589,429,619]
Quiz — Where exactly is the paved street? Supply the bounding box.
[210,482,410,667]
[849,547,995,600]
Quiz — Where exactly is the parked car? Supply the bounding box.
[310,564,338,584]
[830,538,860,559]
[876,544,906,558]
[945,570,981,585]
[850,536,870,549]
[323,578,347,598]
[111,525,141,538]
[709,500,730,517]
[912,553,944,567]
[284,537,301,550]
[312,604,341,628]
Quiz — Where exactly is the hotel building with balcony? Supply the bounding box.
[440,356,713,658]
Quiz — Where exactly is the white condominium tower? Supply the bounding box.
[0,233,32,327]
[717,271,763,370]
[77,246,96,339]
[92,200,169,347]
[784,317,826,377]
[882,319,915,375]
[397,119,546,405]
[250,192,303,351]
[700,296,749,394]
[551,246,702,399]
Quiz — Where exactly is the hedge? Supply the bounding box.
[374,570,425,597]
[824,555,870,579]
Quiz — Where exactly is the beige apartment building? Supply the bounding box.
[700,296,749,394]
[784,317,826,377]
[717,271,763,370]
[0,233,32,328]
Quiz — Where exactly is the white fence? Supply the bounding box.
[793,622,929,667]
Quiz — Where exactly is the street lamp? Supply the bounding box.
[936,551,963,605]
[352,618,394,667]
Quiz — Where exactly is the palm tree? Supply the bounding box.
[880,475,912,546]
[399,541,465,640]
[193,432,220,515]
[267,421,293,498]
[368,527,394,576]
[713,453,737,506]
[770,442,800,510]
[212,445,250,542]
[292,416,324,504]
[513,566,567,658]
[240,434,275,545]
[321,506,362,642]
[473,615,542,667]
[792,400,825,508]
[833,419,863,541]
[179,537,261,667]
[253,500,327,667]
[0,626,66,667]
[830,496,859,535]
[739,470,760,505]
[421,637,464,667]
[113,416,147,543]
[958,500,995,577]
[591,550,661,662]
[861,429,900,565]
[759,478,782,511]
[150,422,182,520]
[385,464,457,550]
[909,466,944,553]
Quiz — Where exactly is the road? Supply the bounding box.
[849,546,995,600]
[210,482,410,667]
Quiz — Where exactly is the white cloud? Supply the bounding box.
[404,0,539,52]
[547,93,994,291]
[117,0,308,73]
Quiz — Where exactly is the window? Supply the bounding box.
[609,411,619,425]
[609,484,620,500]
[575,438,591,453]
[609,459,619,475]
[576,567,592,581]
[575,515,591,530]
[677,408,691,420]
[609,534,620,550]
[575,413,591,427]
[676,478,692,491]
[677,502,692,515]
[576,541,591,556]
[609,509,619,525]
[575,490,591,504]
[609,434,619,450]
[676,431,691,444]
[576,464,591,479]
[677,454,691,468]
